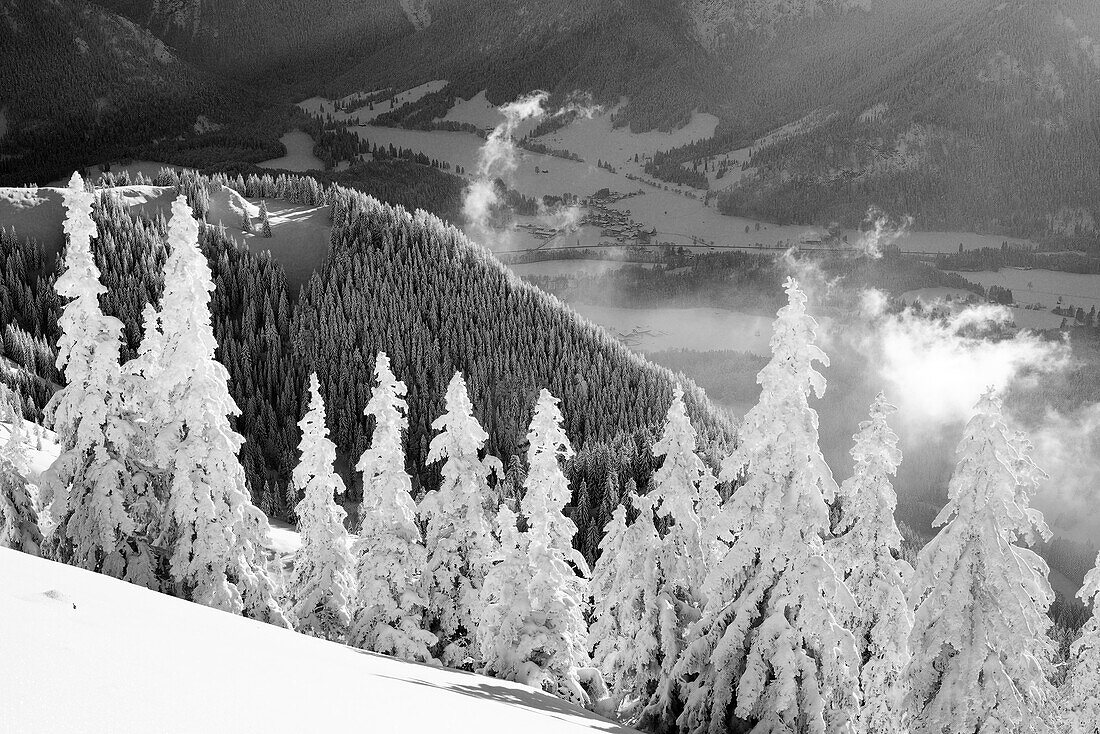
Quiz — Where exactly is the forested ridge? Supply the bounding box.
[0,174,731,538]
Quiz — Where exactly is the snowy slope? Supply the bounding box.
[0,422,60,481]
[0,549,632,734]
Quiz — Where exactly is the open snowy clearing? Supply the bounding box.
[0,549,632,734]
[441,90,514,131]
[535,105,719,174]
[900,287,1064,330]
[945,268,1100,311]
[298,80,449,125]
[258,129,325,172]
[571,303,774,355]
[509,260,658,277]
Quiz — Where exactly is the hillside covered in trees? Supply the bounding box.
[0,173,730,532]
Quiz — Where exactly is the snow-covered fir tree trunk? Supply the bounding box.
[1064,550,1100,734]
[155,194,288,625]
[350,352,436,663]
[589,492,662,719]
[674,278,860,734]
[44,173,144,581]
[0,390,43,555]
[420,371,501,667]
[285,373,356,642]
[830,393,912,734]
[906,391,1056,734]
[484,389,601,707]
[639,384,715,730]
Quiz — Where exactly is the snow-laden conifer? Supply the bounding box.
[640,384,713,729]
[589,493,662,719]
[45,174,140,579]
[675,278,860,734]
[350,353,436,662]
[500,389,596,705]
[479,505,532,674]
[156,193,287,624]
[907,391,1056,734]
[120,302,167,585]
[1064,550,1100,734]
[421,371,501,666]
[286,374,355,641]
[0,390,43,555]
[831,393,912,734]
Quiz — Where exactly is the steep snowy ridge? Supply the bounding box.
[0,548,632,734]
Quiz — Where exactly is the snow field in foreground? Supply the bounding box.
[0,549,632,734]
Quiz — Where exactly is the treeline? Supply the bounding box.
[371,87,465,130]
[292,188,731,495]
[642,158,708,190]
[936,247,1100,275]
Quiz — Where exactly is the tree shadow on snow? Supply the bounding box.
[374,673,636,733]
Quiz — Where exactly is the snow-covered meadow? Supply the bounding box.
[0,548,629,734]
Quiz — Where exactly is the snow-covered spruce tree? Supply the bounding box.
[285,373,355,642]
[259,200,272,237]
[674,278,860,734]
[120,302,169,586]
[420,371,502,667]
[831,393,912,734]
[639,384,714,729]
[906,391,1056,734]
[483,389,599,706]
[350,352,436,662]
[155,193,287,625]
[1064,550,1100,734]
[478,505,533,674]
[0,389,43,555]
[45,173,144,580]
[589,492,662,719]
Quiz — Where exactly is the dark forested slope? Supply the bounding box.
[0,176,731,509]
[0,0,252,186]
[92,0,416,88]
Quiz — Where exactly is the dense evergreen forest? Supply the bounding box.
[0,174,731,550]
[93,0,415,89]
[0,0,262,187]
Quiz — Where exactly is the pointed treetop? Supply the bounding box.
[764,276,828,400]
[936,388,1051,542]
[428,371,490,463]
[57,172,105,302]
[527,388,574,464]
[357,352,409,475]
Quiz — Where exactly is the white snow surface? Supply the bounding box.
[0,548,633,734]
[0,422,60,481]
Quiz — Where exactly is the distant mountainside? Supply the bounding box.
[324,0,719,132]
[93,0,416,87]
[0,0,247,186]
[5,0,1100,238]
[706,0,1100,242]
